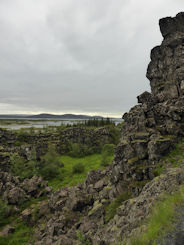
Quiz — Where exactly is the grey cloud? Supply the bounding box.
[0,0,183,116]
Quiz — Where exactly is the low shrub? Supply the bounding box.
[68,143,94,158]
[72,162,85,174]
[39,145,60,180]
[102,144,115,155]
[101,144,114,166]
[109,126,121,145]
[10,152,38,180]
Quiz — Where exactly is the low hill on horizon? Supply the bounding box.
[0,113,120,120]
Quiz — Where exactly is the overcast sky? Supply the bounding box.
[0,0,183,117]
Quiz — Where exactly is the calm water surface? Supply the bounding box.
[0,119,122,130]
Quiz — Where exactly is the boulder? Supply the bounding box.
[4,187,26,205]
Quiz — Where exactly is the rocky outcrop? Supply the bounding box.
[109,12,184,197]
[147,12,184,102]
[0,172,52,205]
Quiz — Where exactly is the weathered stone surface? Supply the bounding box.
[21,176,48,197]
[21,208,32,225]
[66,188,94,211]
[4,187,26,205]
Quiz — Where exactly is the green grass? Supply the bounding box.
[0,221,34,245]
[48,154,114,191]
[153,164,165,177]
[130,185,184,245]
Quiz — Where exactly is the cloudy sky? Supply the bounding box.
[0,0,183,117]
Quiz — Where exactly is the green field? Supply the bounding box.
[48,154,114,191]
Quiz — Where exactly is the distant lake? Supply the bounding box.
[0,118,123,130]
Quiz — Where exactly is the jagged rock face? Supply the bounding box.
[109,13,184,194]
[147,12,184,102]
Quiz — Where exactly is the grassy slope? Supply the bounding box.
[48,154,114,191]
[130,185,184,245]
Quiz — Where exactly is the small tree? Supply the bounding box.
[10,153,38,180]
[10,153,27,179]
[39,145,60,180]
[101,144,115,167]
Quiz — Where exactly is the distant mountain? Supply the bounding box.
[28,113,103,120]
[0,113,105,120]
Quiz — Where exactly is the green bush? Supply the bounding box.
[69,143,82,157]
[109,126,121,145]
[101,154,110,167]
[39,145,60,180]
[68,143,94,157]
[72,162,85,174]
[101,144,115,166]
[102,144,115,155]
[10,153,38,180]
[10,145,62,181]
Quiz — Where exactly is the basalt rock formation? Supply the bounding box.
[3,12,184,245]
[0,126,115,171]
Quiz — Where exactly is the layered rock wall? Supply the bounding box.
[0,126,115,171]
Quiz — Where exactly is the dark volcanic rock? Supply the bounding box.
[147,13,184,103]
[0,171,52,205]
[159,12,184,38]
